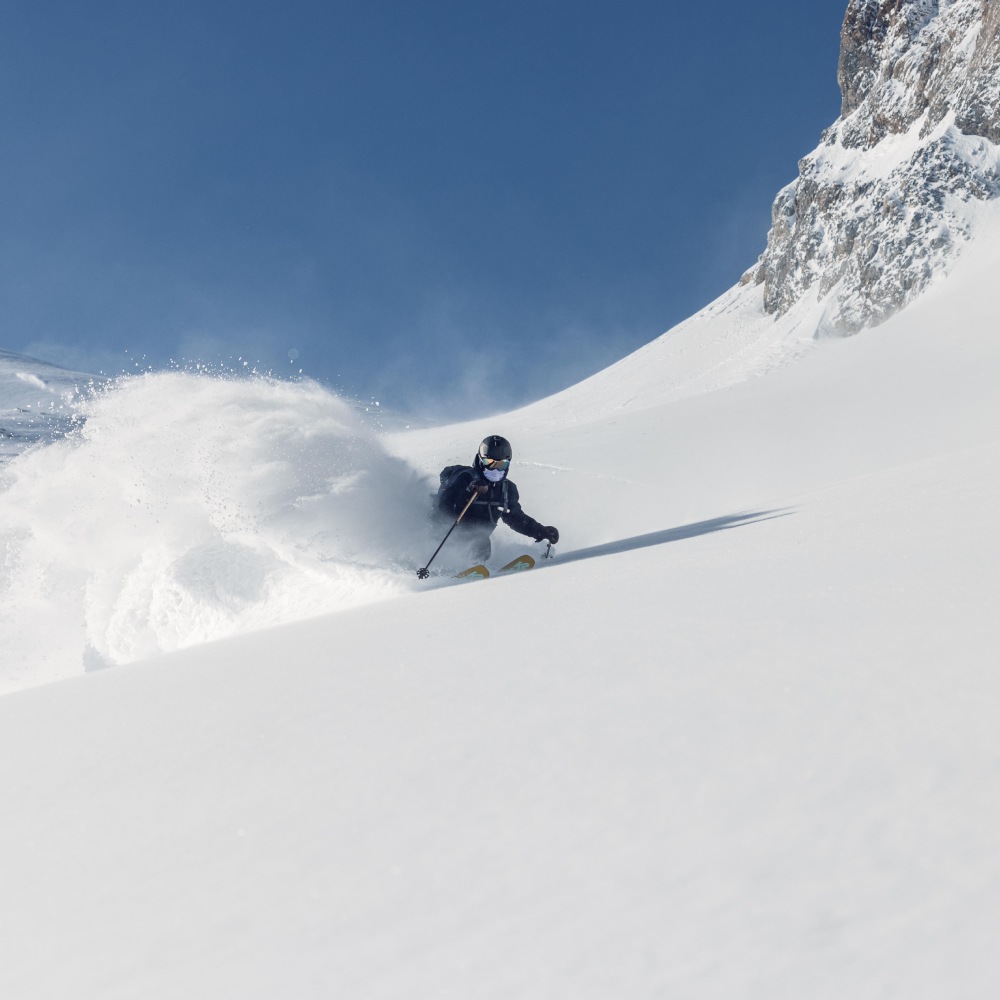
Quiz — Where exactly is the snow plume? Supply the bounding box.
[0,371,435,690]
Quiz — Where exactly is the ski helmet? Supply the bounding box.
[475,434,512,473]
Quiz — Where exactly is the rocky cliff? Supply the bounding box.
[743,0,1000,334]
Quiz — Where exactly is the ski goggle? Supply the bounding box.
[479,456,510,471]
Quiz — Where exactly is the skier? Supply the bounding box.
[435,435,559,565]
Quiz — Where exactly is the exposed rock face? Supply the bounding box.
[744,0,1000,334]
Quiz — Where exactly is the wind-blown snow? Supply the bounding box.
[0,372,439,688]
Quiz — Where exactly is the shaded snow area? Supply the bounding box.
[2,220,1000,997]
[0,372,439,690]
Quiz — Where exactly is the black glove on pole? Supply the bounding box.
[417,490,479,579]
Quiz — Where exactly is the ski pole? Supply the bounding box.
[417,490,479,579]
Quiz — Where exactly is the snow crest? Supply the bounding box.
[0,372,434,690]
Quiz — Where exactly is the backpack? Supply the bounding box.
[437,465,469,500]
[436,465,510,520]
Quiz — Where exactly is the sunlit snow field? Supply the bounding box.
[1,209,999,998]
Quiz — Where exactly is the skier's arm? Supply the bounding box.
[501,485,558,543]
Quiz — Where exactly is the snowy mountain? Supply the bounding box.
[2,3,1000,998]
[744,0,1000,334]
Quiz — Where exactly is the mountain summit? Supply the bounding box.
[744,0,1000,334]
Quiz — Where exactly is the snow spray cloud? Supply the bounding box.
[0,371,439,692]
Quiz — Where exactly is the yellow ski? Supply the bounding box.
[498,554,535,573]
[455,554,535,580]
[455,564,490,580]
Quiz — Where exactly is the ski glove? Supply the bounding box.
[468,480,489,495]
[537,526,559,544]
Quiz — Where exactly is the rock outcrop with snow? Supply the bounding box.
[743,0,1000,334]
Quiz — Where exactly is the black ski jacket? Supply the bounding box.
[436,465,547,541]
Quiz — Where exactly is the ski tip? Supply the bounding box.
[455,564,490,580]
[498,554,535,573]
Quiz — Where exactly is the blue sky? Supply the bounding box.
[1,1,846,418]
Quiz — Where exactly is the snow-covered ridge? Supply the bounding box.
[744,0,1000,334]
[479,1,1000,426]
[0,349,97,464]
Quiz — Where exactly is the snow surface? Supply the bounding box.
[2,205,1000,997]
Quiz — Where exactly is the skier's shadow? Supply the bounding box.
[550,509,791,566]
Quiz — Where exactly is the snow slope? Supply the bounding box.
[1,208,1000,996]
